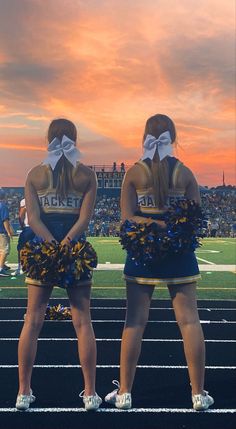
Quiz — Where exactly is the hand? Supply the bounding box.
[9,225,15,237]
[61,236,72,246]
[155,220,167,229]
[45,235,57,243]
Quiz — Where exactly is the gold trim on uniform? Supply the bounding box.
[136,187,153,195]
[25,277,51,287]
[38,207,81,214]
[37,190,83,197]
[137,207,166,214]
[135,159,185,213]
[25,276,93,287]
[135,160,153,182]
[124,274,201,285]
[172,161,182,188]
[36,162,83,215]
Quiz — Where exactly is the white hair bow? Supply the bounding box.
[141,131,173,161]
[42,135,81,170]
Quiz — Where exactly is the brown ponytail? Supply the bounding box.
[47,118,77,198]
[54,156,74,199]
[143,114,176,209]
[150,156,169,208]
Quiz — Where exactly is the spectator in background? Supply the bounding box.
[120,162,125,173]
[231,223,236,238]
[210,220,219,237]
[112,162,117,172]
[0,189,14,277]
[13,198,35,276]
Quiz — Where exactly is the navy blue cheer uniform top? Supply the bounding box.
[25,162,92,287]
[124,157,201,286]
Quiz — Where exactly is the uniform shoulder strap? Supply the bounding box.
[135,160,153,185]
[170,158,183,188]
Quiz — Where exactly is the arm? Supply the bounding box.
[3,219,14,238]
[1,205,14,237]
[120,170,165,226]
[184,169,201,205]
[25,172,55,242]
[19,207,26,229]
[61,170,98,244]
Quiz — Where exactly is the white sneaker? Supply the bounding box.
[12,268,23,276]
[192,390,214,411]
[105,380,132,409]
[15,389,36,410]
[79,390,102,411]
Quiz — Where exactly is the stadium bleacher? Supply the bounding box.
[1,167,236,237]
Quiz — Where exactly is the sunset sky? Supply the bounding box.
[0,0,235,186]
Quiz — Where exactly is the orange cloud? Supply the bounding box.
[0,0,235,186]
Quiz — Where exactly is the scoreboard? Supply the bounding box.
[96,171,125,189]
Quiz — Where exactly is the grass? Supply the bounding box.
[1,237,235,300]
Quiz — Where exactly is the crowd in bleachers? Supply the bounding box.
[1,187,236,237]
[4,191,23,225]
[201,189,236,237]
[88,195,120,237]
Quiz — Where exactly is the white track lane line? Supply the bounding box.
[0,338,235,343]
[1,297,235,301]
[0,407,235,413]
[0,306,235,311]
[1,365,235,369]
[0,319,236,325]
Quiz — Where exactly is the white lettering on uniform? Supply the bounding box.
[138,195,155,207]
[39,193,82,210]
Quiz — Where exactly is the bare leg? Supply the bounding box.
[18,284,53,394]
[168,282,205,395]
[119,282,154,394]
[0,250,7,269]
[67,285,97,396]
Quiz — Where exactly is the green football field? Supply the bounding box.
[0,237,235,300]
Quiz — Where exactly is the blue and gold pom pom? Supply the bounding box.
[120,200,204,264]
[45,304,72,320]
[20,238,98,288]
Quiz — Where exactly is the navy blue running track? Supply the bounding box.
[0,298,235,429]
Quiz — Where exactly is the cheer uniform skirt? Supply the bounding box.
[25,213,92,288]
[17,227,35,252]
[124,213,201,286]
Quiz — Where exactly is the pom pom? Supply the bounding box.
[20,238,98,288]
[45,304,71,320]
[120,200,204,264]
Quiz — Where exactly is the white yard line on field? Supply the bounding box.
[4,263,236,271]
[196,257,215,265]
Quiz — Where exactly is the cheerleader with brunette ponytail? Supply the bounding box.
[105,114,214,411]
[16,118,102,411]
